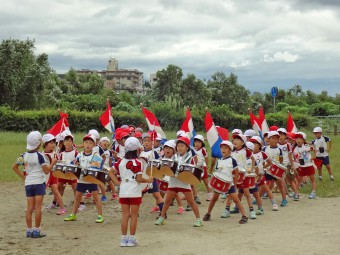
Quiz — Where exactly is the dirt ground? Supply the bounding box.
[0,182,339,255]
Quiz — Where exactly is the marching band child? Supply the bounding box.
[155,136,203,227]
[64,134,104,223]
[12,131,56,238]
[154,133,163,156]
[312,127,334,181]
[293,132,317,199]
[109,137,153,247]
[42,134,67,215]
[113,131,129,161]
[203,141,248,224]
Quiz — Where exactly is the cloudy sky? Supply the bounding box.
[1,0,340,94]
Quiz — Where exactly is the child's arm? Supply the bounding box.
[108,168,121,186]
[12,163,25,181]
[136,174,153,183]
[279,155,283,164]
[263,158,272,169]
[209,157,217,174]
[328,140,332,153]
[233,167,239,185]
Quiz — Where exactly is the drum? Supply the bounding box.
[64,164,82,180]
[82,167,106,186]
[233,167,246,186]
[145,159,163,179]
[159,176,170,193]
[267,162,287,179]
[177,164,203,185]
[159,158,177,177]
[246,173,257,189]
[52,162,67,179]
[209,172,232,194]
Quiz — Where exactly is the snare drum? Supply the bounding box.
[52,162,67,179]
[234,168,246,185]
[245,173,257,189]
[145,159,163,179]
[177,164,203,185]
[159,176,170,193]
[267,162,287,179]
[64,164,82,180]
[82,167,106,186]
[209,172,232,194]
[159,158,177,177]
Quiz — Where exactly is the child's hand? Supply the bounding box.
[51,158,58,165]
[147,177,154,183]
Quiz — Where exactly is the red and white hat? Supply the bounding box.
[83,134,96,143]
[176,136,190,147]
[295,132,306,140]
[246,142,254,151]
[249,136,262,145]
[220,140,234,151]
[232,129,243,135]
[116,131,130,140]
[232,134,247,144]
[269,126,279,131]
[164,140,176,150]
[176,130,186,138]
[268,131,280,139]
[277,128,287,134]
[193,134,205,146]
[286,132,296,140]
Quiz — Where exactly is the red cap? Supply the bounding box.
[269,126,279,131]
[176,136,190,147]
[286,132,296,140]
[134,132,142,138]
[116,131,129,140]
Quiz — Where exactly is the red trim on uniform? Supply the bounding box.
[201,166,208,179]
[58,178,77,185]
[168,187,191,193]
[119,197,142,205]
[298,165,315,177]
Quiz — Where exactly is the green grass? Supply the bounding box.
[1,131,339,197]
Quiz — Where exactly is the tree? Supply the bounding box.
[180,74,211,107]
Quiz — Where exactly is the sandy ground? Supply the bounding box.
[0,182,340,255]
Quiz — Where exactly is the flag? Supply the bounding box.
[180,107,196,146]
[141,106,167,140]
[99,101,115,133]
[249,110,261,136]
[287,112,298,133]
[204,111,223,158]
[258,106,269,134]
[47,111,69,137]
[216,126,229,141]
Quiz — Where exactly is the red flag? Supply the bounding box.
[216,126,229,140]
[287,112,298,133]
[99,101,115,132]
[249,110,261,136]
[258,107,269,134]
[47,112,69,137]
[141,106,167,139]
[180,107,196,145]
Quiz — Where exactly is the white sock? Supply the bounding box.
[129,235,135,239]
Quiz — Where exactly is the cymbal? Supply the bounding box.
[159,165,175,177]
[146,167,163,179]
[83,176,104,187]
[64,172,78,180]
[177,172,200,185]
[52,170,67,179]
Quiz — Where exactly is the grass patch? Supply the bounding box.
[1,131,339,197]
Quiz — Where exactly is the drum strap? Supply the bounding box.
[175,152,192,171]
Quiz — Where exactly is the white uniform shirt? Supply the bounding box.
[252,151,269,175]
[263,146,282,164]
[231,148,252,177]
[59,149,78,164]
[312,136,330,157]
[292,144,313,167]
[194,147,208,168]
[278,142,292,166]
[76,151,104,184]
[215,156,238,185]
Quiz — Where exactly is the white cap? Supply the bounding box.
[56,133,65,142]
[268,131,280,139]
[220,140,234,151]
[244,129,257,137]
[232,129,243,135]
[89,129,100,140]
[296,131,307,140]
[42,134,55,143]
[249,136,262,145]
[100,137,110,143]
[156,133,162,141]
[83,134,96,143]
[64,133,74,141]
[313,127,322,133]
[232,134,247,144]
[164,140,176,150]
[62,130,72,137]
[246,141,254,151]
[277,128,287,134]
[176,130,186,138]
[193,134,204,144]
[27,131,42,150]
[125,137,140,151]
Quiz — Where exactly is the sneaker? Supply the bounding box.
[293,194,300,201]
[288,192,294,198]
[239,216,248,224]
[32,229,46,238]
[26,229,33,238]
[262,193,268,199]
[185,205,192,211]
[220,210,230,218]
[206,192,213,201]
[111,194,118,200]
[96,215,104,223]
[221,193,227,199]
[150,206,160,213]
[155,216,165,225]
[101,196,107,202]
[194,196,201,205]
[56,208,66,215]
[230,207,239,214]
[177,207,185,215]
[78,204,86,212]
[272,204,279,211]
[45,203,57,210]
[308,192,316,199]
[64,214,77,221]
[120,236,128,247]
[252,199,257,205]
[85,192,92,199]
[318,177,323,181]
[193,219,203,227]
[250,211,256,219]
[256,208,264,215]
[280,199,288,207]
[126,237,139,247]
[330,177,335,181]
[203,213,211,221]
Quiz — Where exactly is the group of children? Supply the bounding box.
[13,124,334,247]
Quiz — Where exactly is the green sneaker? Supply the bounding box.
[64,214,77,221]
[155,216,165,225]
[221,210,230,218]
[193,219,203,227]
[96,215,104,223]
[256,208,264,215]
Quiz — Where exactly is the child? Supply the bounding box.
[109,137,153,247]
[42,134,67,215]
[154,133,163,156]
[263,131,288,207]
[12,131,56,238]
[293,132,317,199]
[312,127,334,181]
[64,134,104,223]
[193,135,213,201]
[203,141,248,224]
[250,136,278,211]
[113,131,130,161]
[155,136,203,227]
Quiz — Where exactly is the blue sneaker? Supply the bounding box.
[230,207,239,214]
[126,236,139,247]
[32,229,46,238]
[120,236,128,247]
[26,229,33,238]
[101,196,107,202]
[308,192,316,199]
[280,199,288,207]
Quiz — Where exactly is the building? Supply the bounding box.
[149,73,158,86]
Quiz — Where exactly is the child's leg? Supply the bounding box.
[129,205,140,235]
[121,204,130,235]
[152,192,164,212]
[92,191,103,215]
[207,192,219,214]
[51,184,65,208]
[317,165,323,178]
[184,191,200,218]
[310,175,317,192]
[58,182,66,196]
[99,185,106,198]
[108,181,116,194]
[202,177,212,193]
[175,193,183,208]
[26,197,35,228]
[325,164,334,177]
[71,191,83,214]
[276,179,287,200]
[160,191,176,217]
[71,183,77,196]
[34,195,44,228]
[253,191,262,209]
[230,193,246,216]
[243,188,253,209]
[225,196,232,207]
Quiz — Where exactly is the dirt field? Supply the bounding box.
[1,182,339,255]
